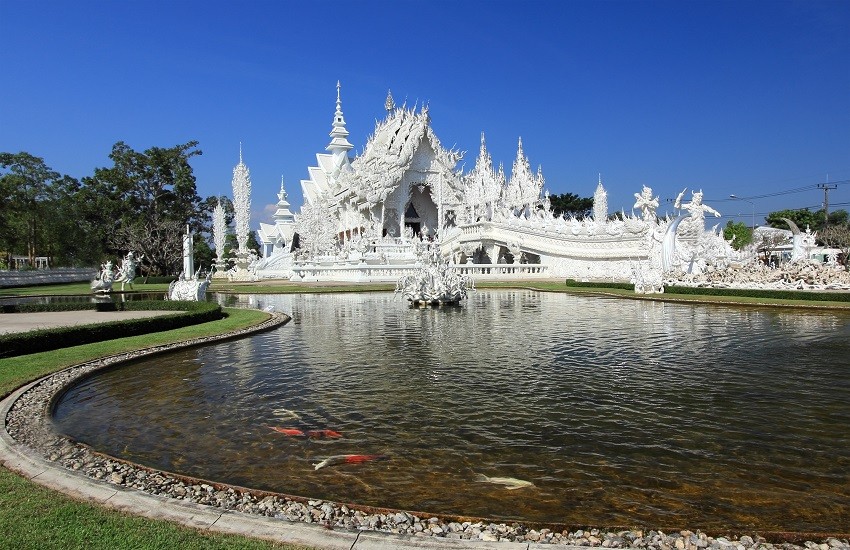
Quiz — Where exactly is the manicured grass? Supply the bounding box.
[0,308,313,549]
[0,308,269,399]
[477,280,850,309]
[0,468,306,550]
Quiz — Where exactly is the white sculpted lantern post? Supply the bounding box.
[212,198,228,279]
[229,145,254,281]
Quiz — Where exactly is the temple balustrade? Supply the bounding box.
[290,261,550,282]
[441,221,650,261]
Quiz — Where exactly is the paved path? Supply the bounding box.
[0,311,177,334]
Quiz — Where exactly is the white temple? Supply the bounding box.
[246,83,850,291]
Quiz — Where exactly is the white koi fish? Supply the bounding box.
[474,474,535,490]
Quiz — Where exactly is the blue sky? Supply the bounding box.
[1,0,848,228]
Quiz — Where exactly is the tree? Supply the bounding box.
[723,220,753,250]
[756,231,790,265]
[549,193,594,218]
[83,141,204,275]
[819,223,850,270]
[0,152,80,267]
[765,208,848,232]
[765,208,819,231]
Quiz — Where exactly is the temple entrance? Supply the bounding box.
[403,185,438,239]
[404,221,421,236]
[404,203,422,237]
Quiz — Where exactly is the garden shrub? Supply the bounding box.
[0,301,222,358]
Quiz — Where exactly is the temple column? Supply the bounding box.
[490,244,501,264]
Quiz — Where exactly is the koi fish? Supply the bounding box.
[313,454,389,470]
[272,408,301,421]
[474,474,535,490]
[307,429,343,439]
[270,427,305,436]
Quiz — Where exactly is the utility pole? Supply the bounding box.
[818,181,837,230]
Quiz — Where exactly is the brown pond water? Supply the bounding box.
[53,290,850,531]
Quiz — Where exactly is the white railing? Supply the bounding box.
[0,268,98,288]
[452,263,549,278]
[290,261,549,282]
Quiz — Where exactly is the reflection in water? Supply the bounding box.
[54,291,850,531]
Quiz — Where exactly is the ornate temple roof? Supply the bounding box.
[332,104,464,208]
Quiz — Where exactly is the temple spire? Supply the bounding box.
[385,89,395,113]
[278,175,287,201]
[326,81,354,163]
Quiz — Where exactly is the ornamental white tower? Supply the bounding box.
[593,174,608,223]
[212,198,227,278]
[229,144,254,281]
[232,145,252,253]
[326,81,354,174]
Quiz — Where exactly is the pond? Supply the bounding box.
[52,290,850,531]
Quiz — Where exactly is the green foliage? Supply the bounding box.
[0,152,83,266]
[83,141,206,276]
[549,193,594,218]
[765,208,848,232]
[722,220,753,250]
[0,302,222,358]
[136,275,177,284]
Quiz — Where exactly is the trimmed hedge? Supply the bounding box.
[136,276,177,284]
[564,278,850,302]
[564,279,635,290]
[663,285,850,302]
[0,301,223,358]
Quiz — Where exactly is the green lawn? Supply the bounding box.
[0,308,309,550]
[0,469,306,550]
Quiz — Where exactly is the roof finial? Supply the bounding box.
[239,142,243,164]
[278,175,288,201]
[598,172,602,186]
[385,89,395,113]
[327,80,353,156]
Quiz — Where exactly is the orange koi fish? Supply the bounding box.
[270,427,305,436]
[313,454,389,470]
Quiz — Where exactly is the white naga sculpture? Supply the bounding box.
[168,225,211,301]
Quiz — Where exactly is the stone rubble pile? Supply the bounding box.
[668,260,850,291]
[4,314,848,549]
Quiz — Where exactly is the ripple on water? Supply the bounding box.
[52,290,850,531]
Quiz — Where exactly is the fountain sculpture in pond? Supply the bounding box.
[396,242,474,306]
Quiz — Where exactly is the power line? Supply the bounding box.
[714,179,849,202]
